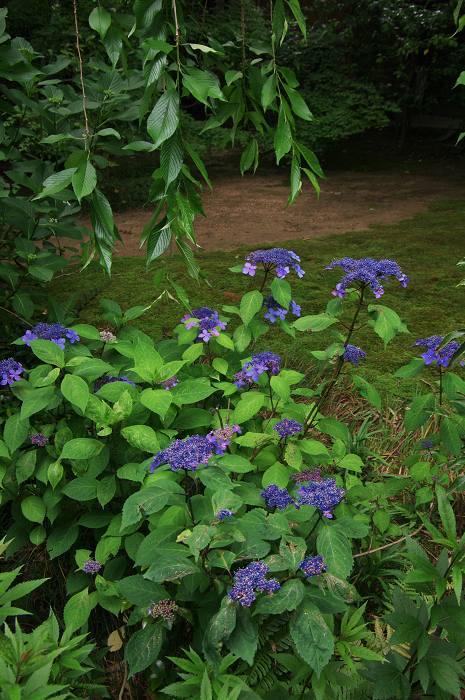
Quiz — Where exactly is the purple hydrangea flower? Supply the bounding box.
[325,258,409,299]
[83,559,102,574]
[260,484,295,510]
[100,330,117,342]
[273,419,303,438]
[262,296,301,324]
[243,249,305,280]
[242,262,257,276]
[0,358,23,385]
[30,433,48,447]
[216,509,235,521]
[148,599,178,621]
[94,376,136,392]
[290,300,301,316]
[206,424,241,452]
[228,561,281,607]
[151,434,222,472]
[411,335,464,368]
[421,440,434,450]
[22,323,80,348]
[181,308,227,343]
[290,468,323,485]
[296,478,346,518]
[234,352,280,388]
[342,344,367,365]
[299,556,327,578]
[157,376,179,390]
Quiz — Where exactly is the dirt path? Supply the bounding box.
[78,142,465,256]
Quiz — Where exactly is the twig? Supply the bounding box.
[118,660,129,700]
[353,523,424,559]
[241,0,246,71]
[0,306,33,327]
[173,0,180,42]
[73,0,90,151]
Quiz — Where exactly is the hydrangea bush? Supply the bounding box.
[1,252,465,699]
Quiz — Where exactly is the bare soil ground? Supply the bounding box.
[78,132,465,256]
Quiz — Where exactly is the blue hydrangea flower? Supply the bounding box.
[151,433,226,472]
[342,344,367,365]
[296,478,346,518]
[216,509,235,521]
[421,440,434,450]
[243,249,305,280]
[83,559,101,574]
[94,376,136,392]
[325,258,409,299]
[411,335,464,368]
[22,323,80,349]
[299,556,327,578]
[261,484,295,510]
[30,433,48,446]
[157,376,179,390]
[0,358,23,385]
[262,295,301,323]
[181,308,227,343]
[207,424,241,452]
[234,352,280,388]
[273,419,303,438]
[228,561,281,607]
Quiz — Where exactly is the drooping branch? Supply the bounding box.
[73,0,90,152]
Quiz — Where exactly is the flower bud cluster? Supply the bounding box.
[22,323,80,349]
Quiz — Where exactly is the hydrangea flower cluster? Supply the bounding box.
[421,440,434,450]
[411,335,464,368]
[148,599,178,621]
[216,509,235,521]
[234,352,280,388]
[22,323,80,349]
[206,424,241,452]
[228,562,281,607]
[157,376,179,390]
[290,468,323,485]
[338,344,367,365]
[0,358,23,385]
[83,559,102,574]
[94,376,136,392]
[325,258,409,299]
[296,478,346,518]
[260,484,295,510]
[30,433,48,446]
[151,433,226,472]
[262,295,301,323]
[181,308,227,343]
[99,330,117,342]
[299,556,327,579]
[273,419,303,438]
[242,249,305,279]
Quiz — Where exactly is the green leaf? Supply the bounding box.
[373,509,390,533]
[184,141,212,191]
[126,621,163,676]
[140,389,172,419]
[393,357,425,378]
[274,106,292,164]
[240,291,263,327]
[317,527,353,579]
[233,325,252,353]
[217,454,254,474]
[60,439,104,461]
[338,454,363,473]
[270,276,291,309]
[21,496,45,523]
[253,579,304,615]
[283,85,313,121]
[20,386,55,420]
[233,392,265,424]
[436,486,456,540]
[290,601,334,676]
[64,587,96,633]
[440,418,463,455]
[61,477,99,501]
[240,138,258,176]
[367,304,409,347]
[293,314,337,332]
[61,374,89,412]
[47,523,79,559]
[270,375,290,401]
[121,425,159,453]
[425,654,462,698]
[103,25,122,66]
[28,339,64,367]
[226,606,258,665]
[89,6,111,39]
[147,89,179,149]
[3,413,28,453]
[119,575,166,607]
[121,488,170,530]
[261,73,277,110]
[262,462,289,489]
[201,668,213,700]
[170,381,215,405]
[203,599,237,674]
[133,339,163,382]
[35,168,76,199]
[16,450,36,485]
[352,375,381,411]
[72,160,97,203]
[404,393,435,431]
[160,129,183,187]
[145,555,201,582]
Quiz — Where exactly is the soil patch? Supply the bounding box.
[77,132,465,256]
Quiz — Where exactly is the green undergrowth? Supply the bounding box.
[47,197,465,399]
